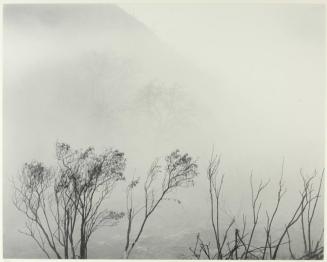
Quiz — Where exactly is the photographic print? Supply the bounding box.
[3,2,325,259]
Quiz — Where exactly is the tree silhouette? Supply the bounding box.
[190,150,324,260]
[13,142,126,259]
[123,150,198,258]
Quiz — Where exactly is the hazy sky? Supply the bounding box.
[3,4,325,258]
[119,4,325,78]
[118,3,325,170]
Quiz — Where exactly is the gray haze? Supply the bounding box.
[3,4,325,258]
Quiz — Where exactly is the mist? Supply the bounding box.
[3,3,325,259]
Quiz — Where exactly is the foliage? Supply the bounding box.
[13,142,126,259]
[123,149,198,258]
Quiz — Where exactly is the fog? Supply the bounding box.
[3,4,325,258]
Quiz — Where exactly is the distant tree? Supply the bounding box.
[135,81,196,130]
[13,142,126,259]
[123,150,198,258]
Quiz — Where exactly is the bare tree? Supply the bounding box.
[190,152,324,260]
[268,171,321,259]
[243,173,270,259]
[284,169,324,260]
[262,162,286,259]
[13,142,126,259]
[123,150,198,258]
[206,150,235,259]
